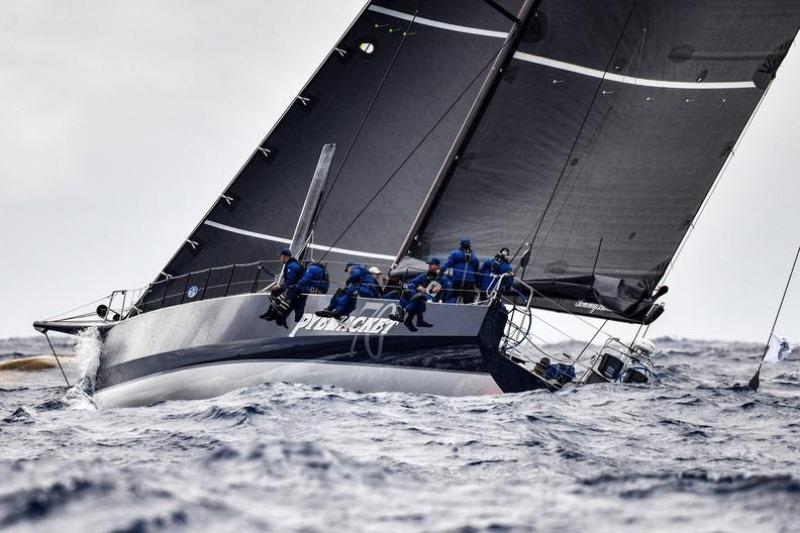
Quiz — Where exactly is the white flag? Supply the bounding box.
[764,334,792,364]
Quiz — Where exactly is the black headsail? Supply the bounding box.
[145,1,532,301]
[403,0,800,323]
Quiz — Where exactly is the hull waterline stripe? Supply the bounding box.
[204,220,396,261]
[367,5,509,39]
[513,51,756,90]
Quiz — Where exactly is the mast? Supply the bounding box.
[393,0,538,265]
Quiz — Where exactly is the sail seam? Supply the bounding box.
[367,5,509,39]
[203,220,395,261]
[513,52,756,90]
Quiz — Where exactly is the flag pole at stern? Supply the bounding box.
[748,243,800,391]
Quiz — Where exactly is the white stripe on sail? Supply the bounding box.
[205,220,291,244]
[513,52,756,90]
[367,5,509,39]
[203,220,396,261]
[365,6,754,90]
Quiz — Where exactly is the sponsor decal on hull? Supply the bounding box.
[289,301,400,338]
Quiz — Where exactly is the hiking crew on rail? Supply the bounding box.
[261,239,515,329]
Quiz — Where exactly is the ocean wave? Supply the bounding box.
[2,406,36,424]
[0,478,114,528]
[580,470,800,498]
[1,336,799,531]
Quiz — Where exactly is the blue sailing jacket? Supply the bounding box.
[298,263,329,294]
[281,258,305,289]
[444,250,480,284]
[479,258,513,292]
[347,264,380,298]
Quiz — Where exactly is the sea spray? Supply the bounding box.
[61,327,102,409]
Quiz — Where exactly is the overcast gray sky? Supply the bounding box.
[1,1,799,343]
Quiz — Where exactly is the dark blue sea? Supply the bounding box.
[1,335,798,532]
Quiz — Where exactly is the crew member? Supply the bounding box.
[345,262,381,298]
[316,286,357,319]
[390,258,445,331]
[439,272,457,304]
[368,266,385,298]
[259,249,305,327]
[315,262,370,319]
[400,282,440,332]
[298,262,330,295]
[444,238,480,304]
[361,266,382,298]
[288,261,330,321]
[280,249,304,288]
[479,247,514,299]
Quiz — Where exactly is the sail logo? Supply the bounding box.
[290,313,398,337]
[574,300,611,314]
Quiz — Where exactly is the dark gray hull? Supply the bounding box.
[93,294,547,408]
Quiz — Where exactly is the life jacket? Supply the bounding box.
[303,263,330,294]
[361,273,381,298]
[446,249,480,284]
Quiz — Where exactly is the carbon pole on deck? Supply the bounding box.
[748,243,800,391]
[289,143,337,259]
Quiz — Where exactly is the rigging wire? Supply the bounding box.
[314,1,426,220]
[531,308,611,348]
[642,83,775,340]
[510,0,640,262]
[571,319,608,368]
[519,279,616,340]
[44,331,71,388]
[656,83,774,288]
[531,311,580,342]
[524,338,556,359]
[748,243,800,391]
[317,46,504,261]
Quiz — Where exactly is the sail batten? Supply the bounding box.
[203,220,397,261]
[512,52,757,90]
[367,5,509,39]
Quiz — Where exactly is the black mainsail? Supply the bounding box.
[155,1,527,288]
[403,0,800,322]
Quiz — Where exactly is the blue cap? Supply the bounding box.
[279,248,292,256]
[344,261,355,271]
[460,238,471,248]
[427,257,441,266]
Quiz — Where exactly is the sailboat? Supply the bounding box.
[34,1,800,408]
